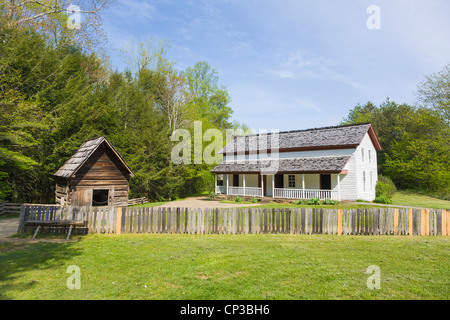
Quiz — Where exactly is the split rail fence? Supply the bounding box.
[18,205,449,236]
[0,201,22,216]
[127,197,149,206]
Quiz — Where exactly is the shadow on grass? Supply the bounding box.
[0,236,83,300]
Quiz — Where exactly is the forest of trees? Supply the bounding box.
[342,70,450,199]
[0,1,245,203]
[1,1,448,204]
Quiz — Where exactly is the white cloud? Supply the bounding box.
[110,0,158,21]
[265,50,370,94]
[293,98,323,113]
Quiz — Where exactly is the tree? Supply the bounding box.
[183,61,233,129]
[0,10,236,203]
[383,108,450,197]
[417,64,450,123]
[342,99,450,199]
[1,0,113,52]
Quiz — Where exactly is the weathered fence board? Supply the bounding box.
[19,205,116,235]
[116,206,447,236]
[17,205,449,237]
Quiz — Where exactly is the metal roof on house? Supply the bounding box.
[54,137,134,179]
[220,123,381,154]
[211,156,351,174]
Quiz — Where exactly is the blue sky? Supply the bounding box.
[101,0,450,131]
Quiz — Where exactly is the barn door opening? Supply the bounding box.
[92,189,109,207]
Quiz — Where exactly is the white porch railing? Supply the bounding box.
[215,186,227,194]
[244,187,263,197]
[274,188,337,200]
[226,187,263,197]
[218,186,336,200]
[227,187,244,196]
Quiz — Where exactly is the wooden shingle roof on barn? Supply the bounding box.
[54,137,134,179]
[220,123,381,155]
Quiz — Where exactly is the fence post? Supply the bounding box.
[393,209,399,235]
[337,209,343,235]
[408,209,413,236]
[17,205,26,233]
[445,209,450,236]
[116,207,122,234]
[442,209,447,236]
[420,209,425,236]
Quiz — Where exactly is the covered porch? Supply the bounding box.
[214,173,342,201]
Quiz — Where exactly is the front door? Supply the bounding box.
[262,175,267,196]
[275,174,284,188]
[233,174,239,187]
[320,174,332,190]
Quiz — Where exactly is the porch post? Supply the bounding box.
[261,174,264,197]
[226,174,229,195]
[243,174,246,196]
[337,174,341,201]
[272,175,275,198]
[302,174,305,199]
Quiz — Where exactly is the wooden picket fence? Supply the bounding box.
[18,205,117,235]
[18,205,449,236]
[121,207,449,236]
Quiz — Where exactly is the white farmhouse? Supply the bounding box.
[211,123,382,201]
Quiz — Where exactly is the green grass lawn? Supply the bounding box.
[221,189,450,210]
[1,234,448,300]
[391,190,450,209]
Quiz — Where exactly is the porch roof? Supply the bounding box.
[211,156,351,174]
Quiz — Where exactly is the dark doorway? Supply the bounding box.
[92,189,109,206]
[263,175,268,196]
[320,174,332,190]
[275,174,284,188]
[233,174,239,187]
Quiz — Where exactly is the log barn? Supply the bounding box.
[54,137,134,206]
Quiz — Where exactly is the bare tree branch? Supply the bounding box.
[4,0,109,25]
[13,0,110,25]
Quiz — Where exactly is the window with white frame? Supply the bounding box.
[361,148,364,162]
[368,150,371,163]
[288,175,295,188]
[363,171,366,192]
